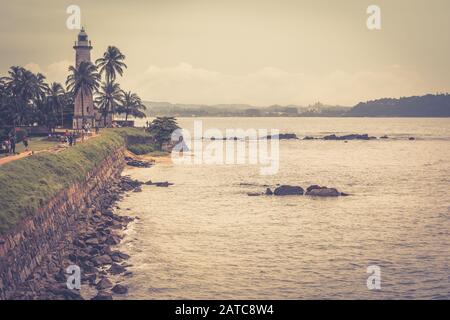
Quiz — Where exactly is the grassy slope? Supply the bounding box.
[0,128,150,235]
[0,138,60,159]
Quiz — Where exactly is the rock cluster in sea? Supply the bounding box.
[248,185,349,197]
[125,156,154,168]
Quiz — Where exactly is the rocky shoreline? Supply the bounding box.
[10,159,155,300]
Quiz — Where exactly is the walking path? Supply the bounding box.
[0,151,33,165]
[0,133,100,166]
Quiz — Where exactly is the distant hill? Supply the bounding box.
[142,94,450,117]
[346,94,450,117]
[143,101,349,117]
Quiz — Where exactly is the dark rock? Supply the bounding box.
[303,136,315,140]
[144,180,153,185]
[105,235,121,245]
[409,137,415,140]
[73,239,86,248]
[305,186,340,197]
[119,177,144,191]
[68,253,78,262]
[82,273,97,284]
[50,287,83,300]
[54,269,66,282]
[85,238,100,246]
[265,188,273,195]
[102,210,114,218]
[247,192,261,196]
[112,284,128,295]
[154,181,173,187]
[323,134,371,141]
[117,252,130,260]
[92,291,113,300]
[274,185,304,196]
[380,135,389,139]
[93,254,113,266]
[306,185,322,193]
[110,251,130,262]
[266,133,298,140]
[96,278,113,290]
[126,160,152,168]
[108,263,126,275]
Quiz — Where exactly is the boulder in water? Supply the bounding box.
[266,133,298,140]
[305,185,341,197]
[126,160,153,168]
[323,134,374,141]
[112,284,128,295]
[273,185,304,196]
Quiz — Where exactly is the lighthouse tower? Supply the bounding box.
[72,27,96,129]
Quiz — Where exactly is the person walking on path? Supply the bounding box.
[9,135,16,155]
[23,136,29,151]
[3,139,11,155]
[68,134,73,146]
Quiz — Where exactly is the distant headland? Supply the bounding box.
[144,93,450,118]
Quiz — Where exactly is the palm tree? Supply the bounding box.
[118,91,147,122]
[95,46,127,84]
[95,82,123,127]
[66,61,100,128]
[47,82,66,128]
[2,66,50,130]
[0,77,10,126]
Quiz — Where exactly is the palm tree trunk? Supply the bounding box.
[61,105,64,128]
[80,89,85,128]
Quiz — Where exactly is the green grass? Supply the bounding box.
[0,128,152,234]
[145,150,170,157]
[0,137,60,159]
[17,137,60,153]
[127,144,156,155]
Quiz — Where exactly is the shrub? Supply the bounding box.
[127,143,155,155]
[15,128,28,142]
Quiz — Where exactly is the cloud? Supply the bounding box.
[23,61,435,106]
[24,60,71,86]
[127,63,433,106]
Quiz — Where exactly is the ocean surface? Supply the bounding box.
[116,118,450,299]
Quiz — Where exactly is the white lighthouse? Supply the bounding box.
[72,27,96,129]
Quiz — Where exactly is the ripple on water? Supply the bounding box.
[116,118,450,299]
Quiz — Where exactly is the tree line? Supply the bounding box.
[0,46,147,134]
[347,93,450,117]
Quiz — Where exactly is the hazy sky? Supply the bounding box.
[1,0,449,106]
